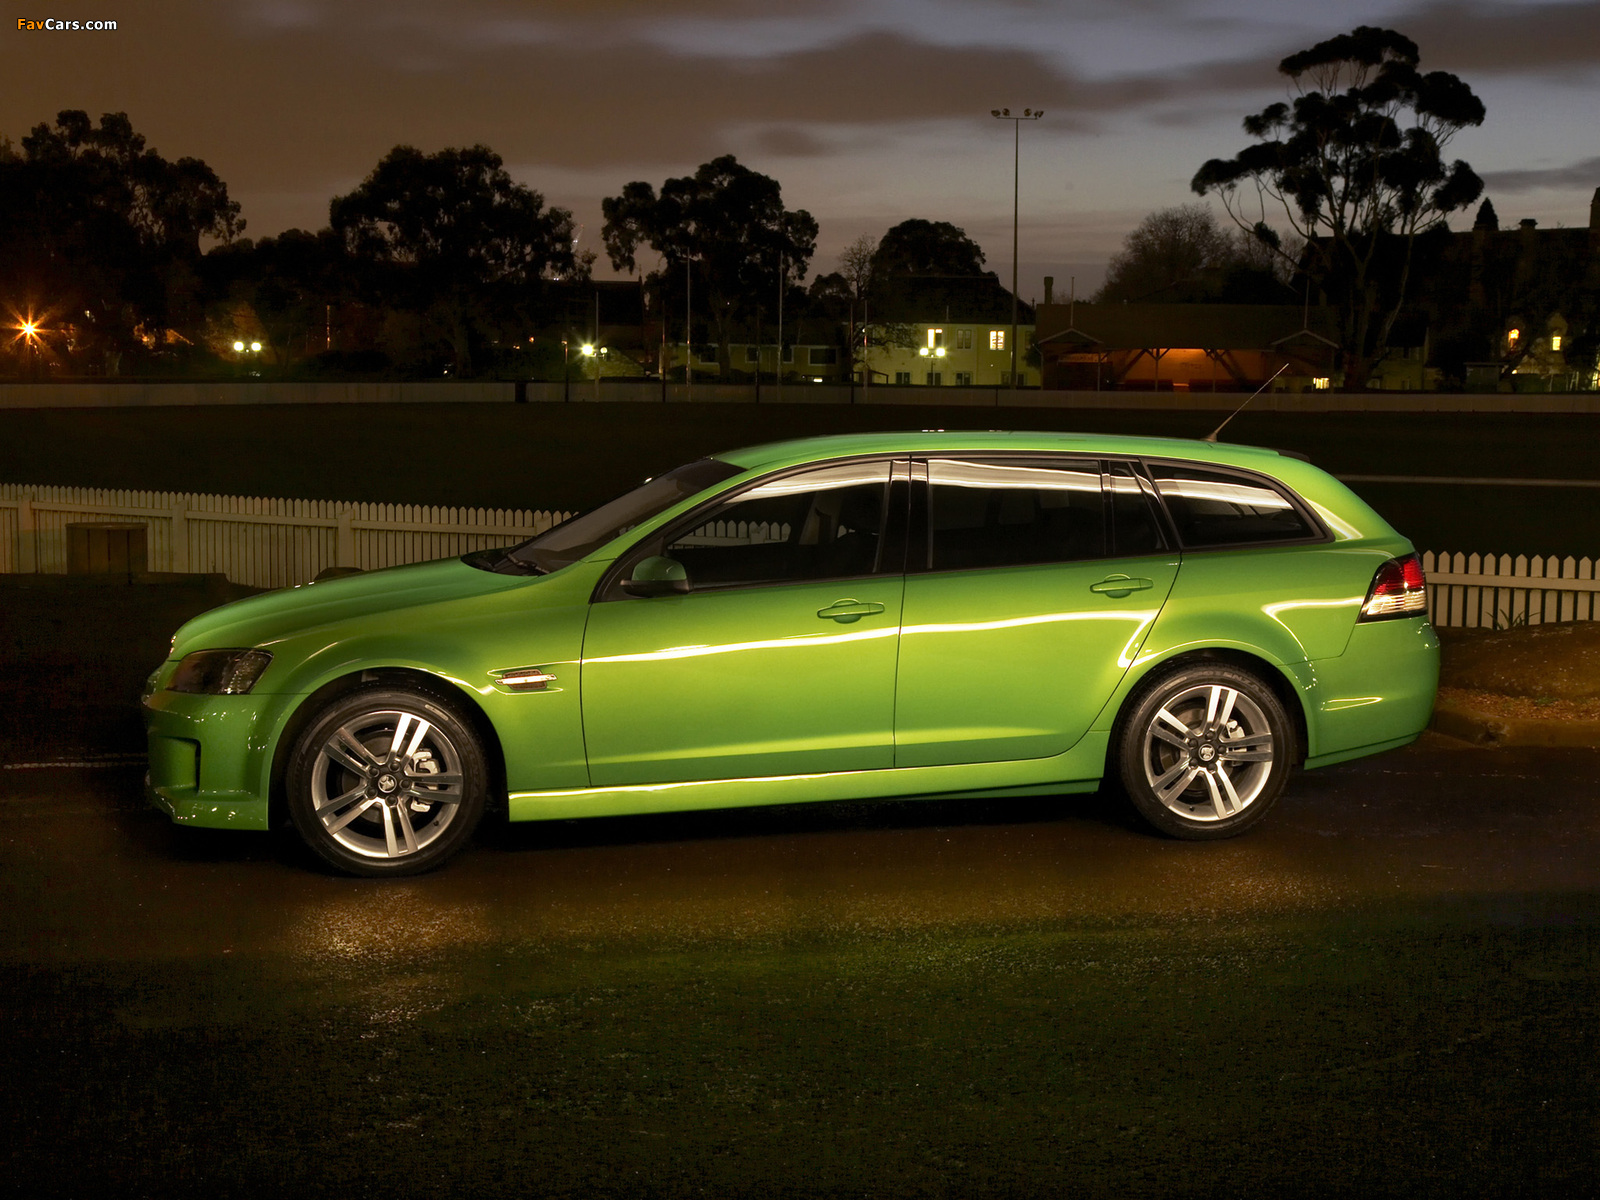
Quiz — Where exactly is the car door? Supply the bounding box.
[580,458,907,786]
[893,456,1180,767]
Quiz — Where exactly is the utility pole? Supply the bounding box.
[991,107,1043,389]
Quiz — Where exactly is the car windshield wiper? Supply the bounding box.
[462,548,545,576]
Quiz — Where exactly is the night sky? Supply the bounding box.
[7,0,1600,299]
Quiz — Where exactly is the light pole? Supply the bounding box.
[991,107,1042,390]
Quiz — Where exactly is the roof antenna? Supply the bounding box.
[1203,364,1289,442]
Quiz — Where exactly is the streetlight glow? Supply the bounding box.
[250,341,262,353]
[233,340,245,352]
[580,343,596,357]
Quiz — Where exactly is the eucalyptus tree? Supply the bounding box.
[601,155,817,374]
[331,144,577,374]
[1192,26,1485,385]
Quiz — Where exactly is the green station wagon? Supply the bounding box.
[143,431,1439,875]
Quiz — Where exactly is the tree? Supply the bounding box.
[0,110,243,372]
[1096,204,1297,304]
[869,219,989,280]
[331,144,577,373]
[601,155,817,376]
[807,234,917,383]
[1192,26,1485,386]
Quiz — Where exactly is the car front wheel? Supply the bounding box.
[286,687,488,876]
[1117,663,1293,840]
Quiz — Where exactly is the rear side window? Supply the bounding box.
[1147,463,1316,548]
[925,458,1105,570]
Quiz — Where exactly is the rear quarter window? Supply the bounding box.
[1148,463,1320,548]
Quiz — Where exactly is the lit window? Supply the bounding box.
[1551,335,1563,351]
[1312,377,1331,390]
[927,328,944,349]
[989,330,1005,350]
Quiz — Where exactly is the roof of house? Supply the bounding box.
[871,274,1034,324]
[1033,303,1341,352]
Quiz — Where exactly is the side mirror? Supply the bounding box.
[621,555,690,597]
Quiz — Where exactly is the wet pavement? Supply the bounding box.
[4,734,1600,1198]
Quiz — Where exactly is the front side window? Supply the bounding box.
[1147,463,1317,547]
[659,460,894,589]
[924,458,1104,571]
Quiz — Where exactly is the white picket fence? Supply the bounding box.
[1422,551,1599,629]
[0,484,572,590]
[2,484,1596,628]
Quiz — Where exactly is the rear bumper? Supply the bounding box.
[1304,616,1439,769]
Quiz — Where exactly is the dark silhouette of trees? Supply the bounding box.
[601,155,817,375]
[0,110,242,373]
[1192,26,1485,386]
[331,144,578,374]
[1096,204,1296,304]
[869,219,990,280]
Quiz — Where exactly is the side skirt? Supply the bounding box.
[508,734,1110,822]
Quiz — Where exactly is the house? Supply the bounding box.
[1413,188,1600,392]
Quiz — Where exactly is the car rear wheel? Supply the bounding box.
[1117,663,1293,840]
[286,687,487,876]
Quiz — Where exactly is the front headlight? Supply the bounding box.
[168,649,274,695]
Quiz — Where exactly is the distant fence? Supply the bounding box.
[3,484,1596,628]
[1424,551,1599,629]
[0,484,571,590]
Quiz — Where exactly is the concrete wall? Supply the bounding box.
[4,380,1600,413]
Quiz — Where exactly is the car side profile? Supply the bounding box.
[143,431,1440,875]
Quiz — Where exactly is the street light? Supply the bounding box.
[991,106,1043,390]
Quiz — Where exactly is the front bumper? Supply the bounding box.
[142,679,278,829]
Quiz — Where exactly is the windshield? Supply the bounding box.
[502,457,744,573]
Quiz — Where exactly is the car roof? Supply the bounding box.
[716,430,1297,473]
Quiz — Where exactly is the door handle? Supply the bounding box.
[817,599,886,624]
[1089,575,1154,598]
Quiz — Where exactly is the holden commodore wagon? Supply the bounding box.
[143,431,1439,875]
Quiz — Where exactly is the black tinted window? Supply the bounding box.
[926,458,1104,570]
[1149,464,1314,547]
[664,461,891,588]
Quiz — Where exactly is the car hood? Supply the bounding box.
[169,557,529,657]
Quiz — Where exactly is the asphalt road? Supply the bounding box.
[4,735,1599,1199]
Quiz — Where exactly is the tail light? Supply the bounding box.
[1359,553,1428,621]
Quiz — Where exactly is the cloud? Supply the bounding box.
[1482,156,1600,192]
[1391,1,1600,77]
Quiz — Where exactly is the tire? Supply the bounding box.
[286,687,488,876]
[1116,663,1294,840]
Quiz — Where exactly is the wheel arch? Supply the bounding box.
[266,667,509,829]
[1104,647,1310,779]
